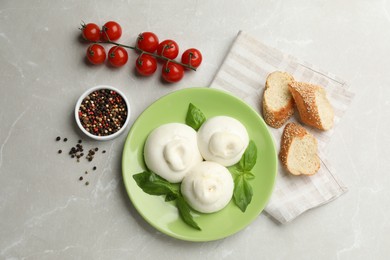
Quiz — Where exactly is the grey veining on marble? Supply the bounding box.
[1,0,390,259]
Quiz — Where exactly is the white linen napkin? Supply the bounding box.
[209,31,354,224]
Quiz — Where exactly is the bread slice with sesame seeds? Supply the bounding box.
[288,81,334,131]
[262,71,295,128]
[279,122,320,176]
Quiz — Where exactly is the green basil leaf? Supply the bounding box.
[165,192,178,202]
[176,196,201,231]
[185,103,206,131]
[134,172,200,230]
[239,140,257,171]
[243,171,255,180]
[133,171,179,197]
[228,165,241,178]
[233,175,253,212]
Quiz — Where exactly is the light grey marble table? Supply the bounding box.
[1,1,389,259]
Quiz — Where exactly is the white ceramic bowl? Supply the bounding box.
[75,85,130,141]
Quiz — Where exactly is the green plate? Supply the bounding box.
[122,87,277,241]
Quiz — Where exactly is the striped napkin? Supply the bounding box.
[209,31,354,224]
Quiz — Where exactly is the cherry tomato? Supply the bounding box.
[108,46,128,67]
[181,48,202,69]
[81,23,101,42]
[101,21,122,41]
[156,40,179,59]
[137,32,159,53]
[135,54,157,76]
[161,62,184,83]
[86,44,106,65]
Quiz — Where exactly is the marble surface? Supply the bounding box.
[0,0,389,259]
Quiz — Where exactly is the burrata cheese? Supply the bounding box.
[197,116,249,166]
[181,161,234,213]
[144,123,203,183]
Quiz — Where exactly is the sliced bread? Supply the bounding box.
[279,122,320,176]
[262,71,295,128]
[288,81,334,131]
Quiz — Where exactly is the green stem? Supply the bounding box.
[96,39,196,71]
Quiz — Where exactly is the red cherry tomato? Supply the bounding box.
[137,32,159,53]
[156,40,179,59]
[108,46,128,67]
[135,54,157,76]
[101,21,122,41]
[81,23,101,42]
[86,44,106,65]
[181,48,202,69]
[161,62,184,83]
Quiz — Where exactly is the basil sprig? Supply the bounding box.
[185,103,206,130]
[133,171,201,230]
[133,171,178,199]
[228,140,257,212]
[176,196,201,230]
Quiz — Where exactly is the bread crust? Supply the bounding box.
[279,122,320,176]
[262,98,294,128]
[288,81,334,131]
[262,71,295,128]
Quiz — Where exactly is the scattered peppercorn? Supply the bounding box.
[55,136,107,187]
[86,148,97,162]
[78,89,127,136]
[68,141,88,162]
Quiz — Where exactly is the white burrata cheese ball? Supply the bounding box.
[144,123,203,183]
[181,161,234,213]
[197,116,249,166]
